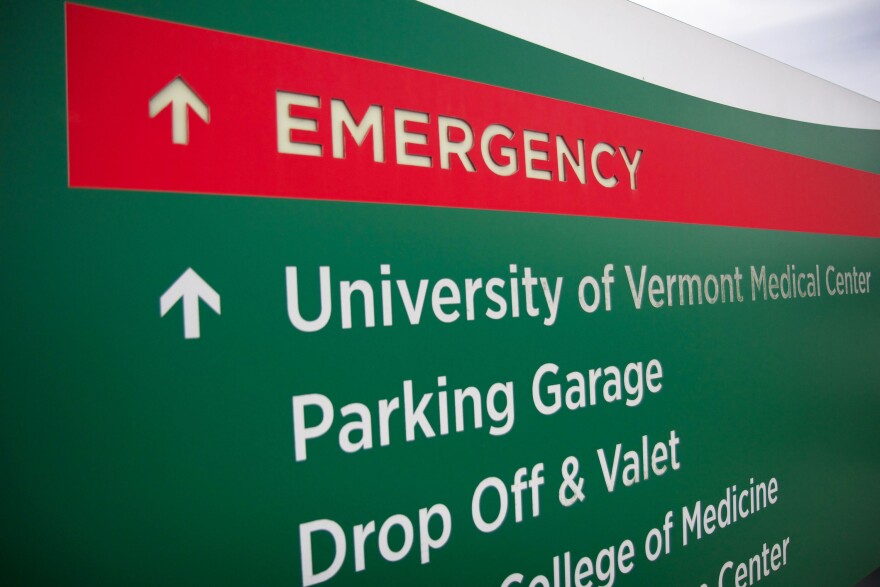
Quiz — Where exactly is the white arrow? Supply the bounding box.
[160,268,221,340]
[149,77,210,145]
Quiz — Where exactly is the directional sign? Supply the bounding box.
[3,2,879,587]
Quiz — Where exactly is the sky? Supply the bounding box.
[627,0,880,102]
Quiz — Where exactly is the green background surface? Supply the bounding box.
[2,1,879,586]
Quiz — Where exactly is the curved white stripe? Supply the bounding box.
[418,0,880,130]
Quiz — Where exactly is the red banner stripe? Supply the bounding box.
[66,4,880,237]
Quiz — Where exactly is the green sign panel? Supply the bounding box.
[2,2,879,586]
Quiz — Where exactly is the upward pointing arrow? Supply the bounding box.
[160,268,221,340]
[149,77,210,145]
